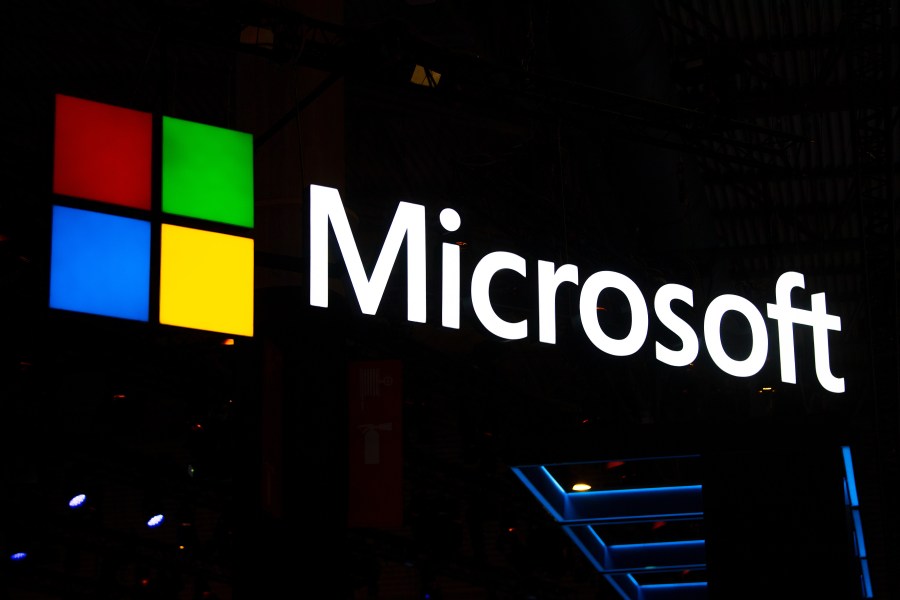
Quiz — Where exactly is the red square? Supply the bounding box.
[53,94,152,210]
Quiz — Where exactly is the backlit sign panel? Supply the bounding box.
[309,184,844,393]
[49,94,254,337]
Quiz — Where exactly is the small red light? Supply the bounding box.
[652,521,666,530]
[222,338,235,346]
[606,461,625,469]
[192,423,203,432]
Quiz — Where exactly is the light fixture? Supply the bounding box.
[410,65,441,87]
[239,25,274,49]
[146,514,165,528]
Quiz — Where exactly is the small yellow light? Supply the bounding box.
[572,483,592,492]
[411,65,441,87]
[239,25,274,49]
[222,338,235,346]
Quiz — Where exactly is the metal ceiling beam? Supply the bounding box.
[702,162,900,185]
[662,27,900,58]
[164,1,809,175]
[725,82,900,117]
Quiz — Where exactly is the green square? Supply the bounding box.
[162,116,254,228]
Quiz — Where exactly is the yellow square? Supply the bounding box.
[159,224,253,336]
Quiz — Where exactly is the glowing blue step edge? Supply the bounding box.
[510,465,704,524]
[605,573,641,600]
[608,540,706,571]
[841,445,873,599]
[576,570,707,600]
[564,525,706,573]
[640,582,708,600]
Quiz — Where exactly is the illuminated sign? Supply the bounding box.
[309,184,844,393]
[49,94,254,337]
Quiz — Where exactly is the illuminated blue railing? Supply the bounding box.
[512,455,707,600]
[842,445,873,599]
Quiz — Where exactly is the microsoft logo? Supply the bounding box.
[49,94,254,337]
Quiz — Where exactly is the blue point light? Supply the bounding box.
[147,514,165,528]
[10,552,27,561]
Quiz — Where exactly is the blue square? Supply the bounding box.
[49,205,151,321]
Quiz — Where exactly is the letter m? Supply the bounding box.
[309,184,426,322]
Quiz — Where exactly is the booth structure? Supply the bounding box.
[513,455,707,600]
[2,1,898,598]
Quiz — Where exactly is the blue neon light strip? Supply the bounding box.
[841,446,873,599]
[842,446,859,507]
[563,526,706,574]
[511,466,566,521]
[563,525,608,572]
[566,529,705,575]
[852,511,867,557]
[861,560,873,598]
[640,583,708,589]
[608,540,706,571]
[510,465,703,524]
[640,582,708,600]
[609,573,640,600]
[513,457,707,600]
[565,485,703,523]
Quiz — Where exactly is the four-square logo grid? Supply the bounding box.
[49,94,254,337]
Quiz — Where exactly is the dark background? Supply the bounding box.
[1,1,898,598]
